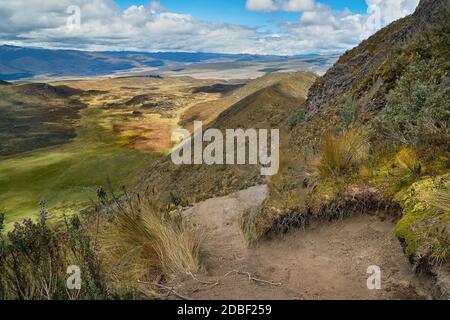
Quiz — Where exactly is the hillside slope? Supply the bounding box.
[0,83,85,156]
[305,0,449,117]
[135,0,449,299]
[181,72,315,129]
[138,72,316,207]
[255,0,449,299]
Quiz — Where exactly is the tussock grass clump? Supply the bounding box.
[100,194,203,296]
[396,148,422,177]
[316,127,369,178]
[240,184,398,245]
[240,205,274,245]
[425,190,450,213]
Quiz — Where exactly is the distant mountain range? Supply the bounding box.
[0,45,317,81]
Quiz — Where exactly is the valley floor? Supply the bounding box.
[169,186,430,300]
[0,76,225,229]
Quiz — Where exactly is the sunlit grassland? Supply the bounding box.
[0,105,162,229]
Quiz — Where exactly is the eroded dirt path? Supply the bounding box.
[178,185,429,300]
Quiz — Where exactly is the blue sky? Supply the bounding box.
[0,0,420,55]
[115,0,369,30]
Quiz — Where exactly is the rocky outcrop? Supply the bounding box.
[304,0,449,117]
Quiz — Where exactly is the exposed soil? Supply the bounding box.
[175,185,430,300]
[112,121,173,152]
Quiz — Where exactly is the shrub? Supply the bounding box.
[374,61,450,146]
[287,109,306,130]
[419,88,450,146]
[338,98,358,129]
[0,203,107,300]
[316,126,369,178]
[99,194,203,297]
[0,212,4,231]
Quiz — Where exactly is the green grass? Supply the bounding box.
[0,106,161,230]
[395,174,450,265]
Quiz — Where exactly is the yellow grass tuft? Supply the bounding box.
[100,195,203,296]
[424,183,450,213]
[396,148,422,177]
[316,126,369,178]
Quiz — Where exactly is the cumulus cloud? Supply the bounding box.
[282,0,316,12]
[246,0,420,52]
[246,0,278,12]
[0,0,420,55]
[366,0,420,27]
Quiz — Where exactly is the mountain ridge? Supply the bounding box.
[0,45,296,81]
[304,0,449,117]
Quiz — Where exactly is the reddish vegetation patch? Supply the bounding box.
[113,121,173,152]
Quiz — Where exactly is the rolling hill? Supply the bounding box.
[137,72,317,206]
[0,83,85,156]
[0,0,448,300]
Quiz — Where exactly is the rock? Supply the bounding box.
[304,0,449,117]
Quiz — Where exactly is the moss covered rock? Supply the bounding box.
[395,174,450,265]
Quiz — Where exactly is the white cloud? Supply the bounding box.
[366,0,420,27]
[246,0,278,12]
[282,0,316,12]
[0,0,421,55]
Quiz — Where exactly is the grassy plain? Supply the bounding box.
[0,76,224,229]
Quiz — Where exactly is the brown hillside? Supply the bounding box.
[304,0,449,117]
[137,72,316,207]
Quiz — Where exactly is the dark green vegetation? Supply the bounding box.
[0,83,160,229]
[0,191,203,299]
[0,207,108,300]
[0,83,85,156]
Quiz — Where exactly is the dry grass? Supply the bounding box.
[240,205,273,245]
[425,187,450,265]
[316,126,369,178]
[99,195,203,296]
[396,148,422,177]
[424,182,450,213]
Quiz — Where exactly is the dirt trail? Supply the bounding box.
[177,185,430,300]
